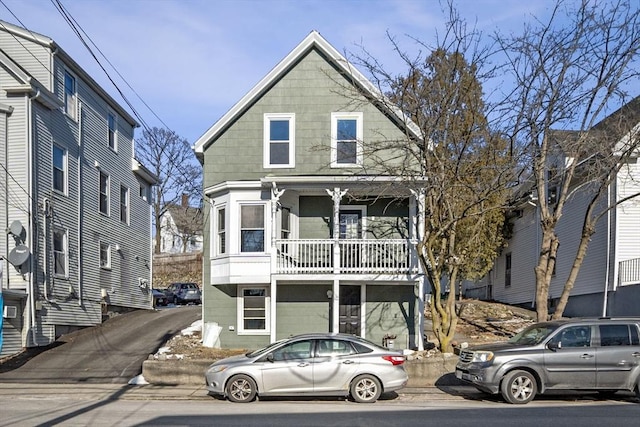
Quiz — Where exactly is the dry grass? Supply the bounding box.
[156,299,537,360]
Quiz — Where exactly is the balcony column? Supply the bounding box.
[270,183,285,342]
[326,187,347,333]
[411,189,426,351]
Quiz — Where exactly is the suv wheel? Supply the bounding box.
[501,370,537,404]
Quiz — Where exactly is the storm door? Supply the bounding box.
[339,210,362,270]
[339,285,361,335]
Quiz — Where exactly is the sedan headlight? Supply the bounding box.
[471,351,494,363]
[207,364,228,374]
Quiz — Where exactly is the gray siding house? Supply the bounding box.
[465,98,640,317]
[0,20,157,357]
[194,31,428,351]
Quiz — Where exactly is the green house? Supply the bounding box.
[194,31,428,351]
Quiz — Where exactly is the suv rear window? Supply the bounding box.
[599,324,640,346]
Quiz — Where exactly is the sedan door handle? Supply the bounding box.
[632,352,640,357]
[580,354,594,359]
[342,360,354,365]
[298,363,309,367]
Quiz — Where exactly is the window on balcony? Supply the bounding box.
[331,112,363,167]
[264,113,295,168]
[240,204,265,252]
[238,285,270,334]
[281,207,291,239]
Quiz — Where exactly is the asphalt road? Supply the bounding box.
[0,306,200,384]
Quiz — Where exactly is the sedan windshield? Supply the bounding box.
[245,340,287,358]
[508,323,559,345]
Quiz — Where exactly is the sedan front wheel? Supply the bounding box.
[226,374,257,403]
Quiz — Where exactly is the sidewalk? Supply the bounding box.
[0,382,478,402]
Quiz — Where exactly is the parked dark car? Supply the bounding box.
[152,289,169,307]
[455,318,640,404]
[164,282,201,305]
[205,333,408,403]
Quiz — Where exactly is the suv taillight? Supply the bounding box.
[382,355,405,365]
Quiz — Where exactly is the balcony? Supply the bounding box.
[619,257,640,286]
[275,239,419,275]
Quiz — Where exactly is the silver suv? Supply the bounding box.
[455,318,640,404]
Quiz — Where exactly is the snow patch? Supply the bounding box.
[128,374,149,385]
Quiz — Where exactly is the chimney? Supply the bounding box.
[182,193,189,208]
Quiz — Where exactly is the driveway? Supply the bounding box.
[0,306,200,384]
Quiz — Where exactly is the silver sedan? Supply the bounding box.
[205,333,408,403]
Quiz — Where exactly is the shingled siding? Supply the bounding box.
[153,252,203,289]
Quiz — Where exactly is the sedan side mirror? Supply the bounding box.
[266,353,274,363]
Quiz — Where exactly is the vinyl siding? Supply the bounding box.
[365,285,417,349]
[203,47,408,186]
[0,32,52,87]
[276,284,332,338]
[616,161,640,264]
[0,295,24,357]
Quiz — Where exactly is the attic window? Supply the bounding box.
[264,113,295,168]
[331,112,363,167]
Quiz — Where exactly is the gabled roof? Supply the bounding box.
[0,19,138,127]
[165,204,203,235]
[193,30,419,154]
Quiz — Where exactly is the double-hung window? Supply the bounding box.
[99,171,110,215]
[53,226,68,277]
[64,71,77,120]
[52,144,66,194]
[240,204,265,252]
[216,206,226,255]
[238,285,270,334]
[108,113,117,151]
[100,242,111,269]
[120,185,129,224]
[331,112,363,166]
[264,113,295,168]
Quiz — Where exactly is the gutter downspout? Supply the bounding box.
[27,91,37,346]
[602,182,613,316]
[77,102,83,306]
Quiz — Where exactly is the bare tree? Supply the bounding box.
[351,6,514,352]
[135,127,202,254]
[495,0,640,320]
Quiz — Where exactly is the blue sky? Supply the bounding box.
[1,0,556,145]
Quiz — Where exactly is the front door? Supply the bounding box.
[339,285,361,335]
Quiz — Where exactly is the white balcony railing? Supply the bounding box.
[619,257,640,286]
[275,239,419,275]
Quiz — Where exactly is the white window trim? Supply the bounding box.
[237,285,271,335]
[99,171,110,216]
[214,204,227,257]
[100,241,112,270]
[339,205,367,238]
[63,70,77,121]
[52,226,69,279]
[120,185,129,224]
[52,144,67,195]
[239,202,267,253]
[108,112,118,152]
[263,113,295,168]
[331,112,363,167]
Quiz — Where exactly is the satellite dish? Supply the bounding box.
[9,220,24,236]
[8,244,30,267]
